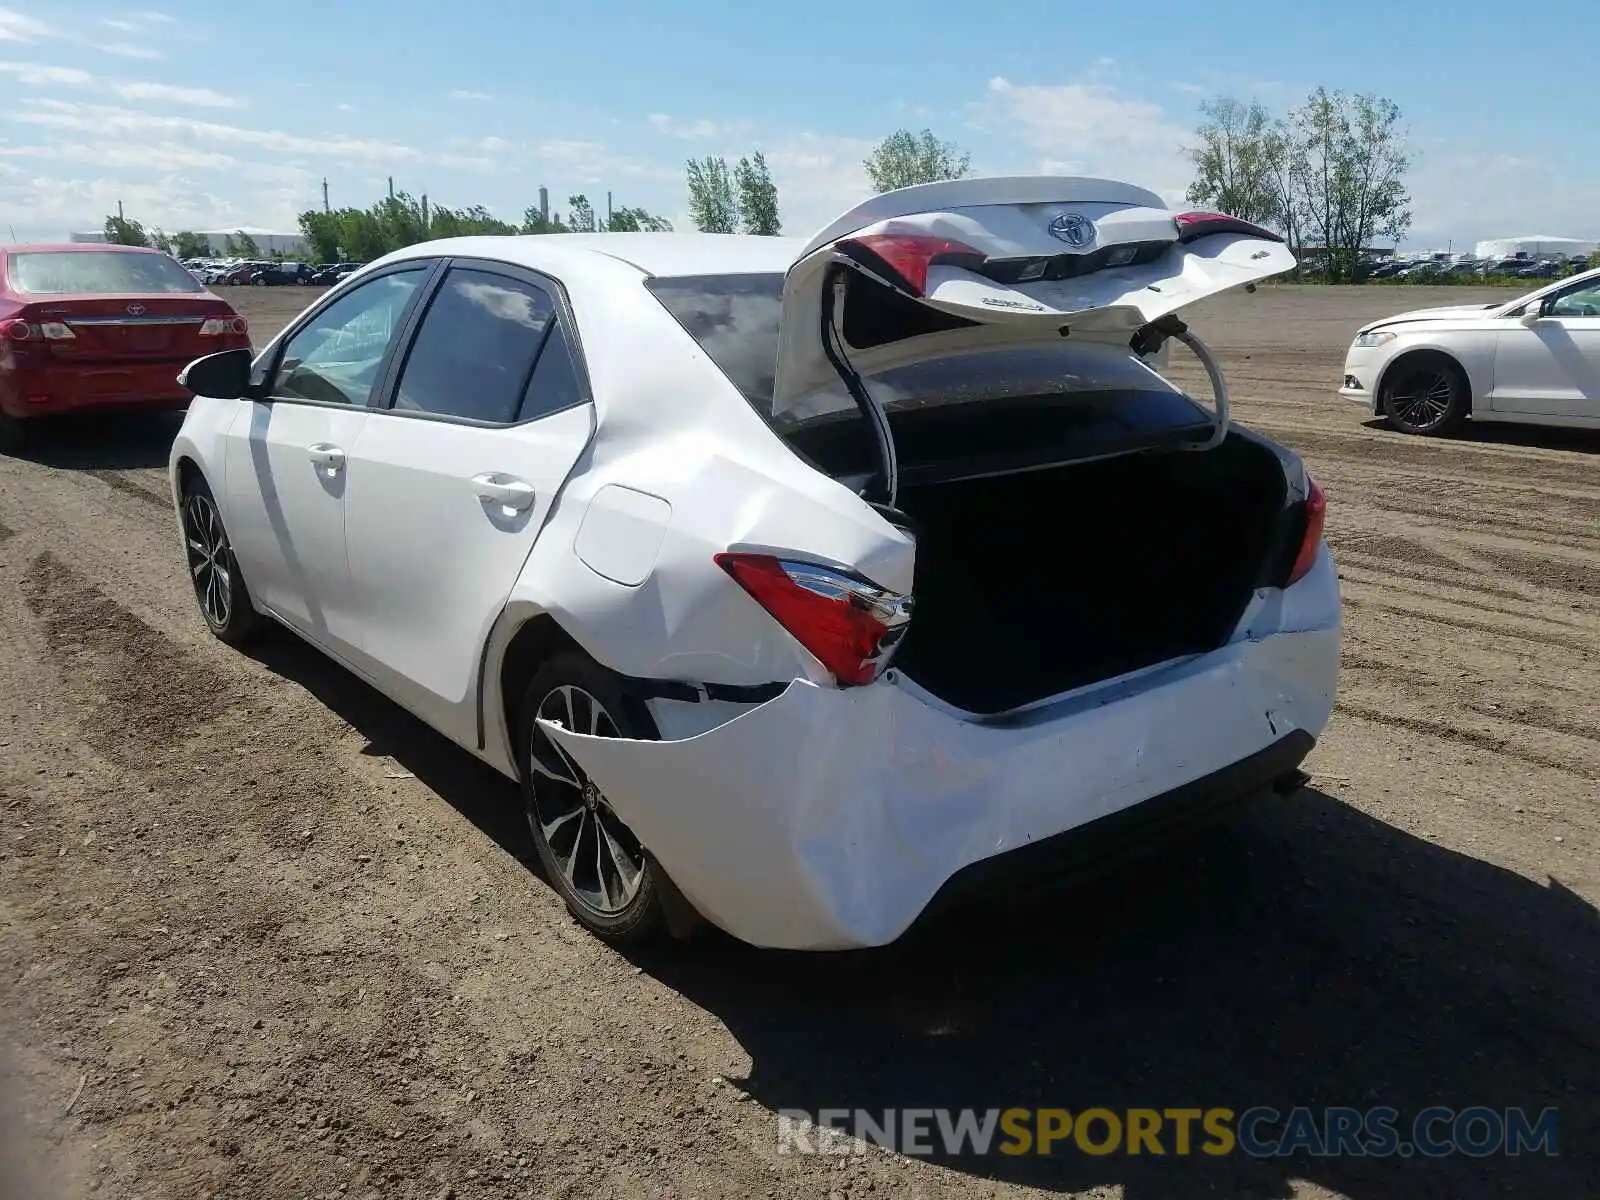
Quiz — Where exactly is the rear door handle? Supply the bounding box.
[307,443,346,471]
[471,473,536,512]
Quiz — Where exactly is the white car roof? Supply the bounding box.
[378,232,807,280]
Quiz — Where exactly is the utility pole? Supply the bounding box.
[117,199,124,223]
[322,177,329,213]
[606,190,613,232]
[421,194,429,233]
[387,175,395,201]
[538,186,548,222]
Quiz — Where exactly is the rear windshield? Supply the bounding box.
[645,268,1211,483]
[7,250,205,295]
[646,270,1197,416]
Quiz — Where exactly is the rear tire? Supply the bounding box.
[1381,354,1469,436]
[515,651,665,946]
[179,475,261,646]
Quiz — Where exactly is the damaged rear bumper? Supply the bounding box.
[541,615,1340,951]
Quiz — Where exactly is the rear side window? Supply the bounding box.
[645,273,783,408]
[7,250,204,295]
[392,268,559,424]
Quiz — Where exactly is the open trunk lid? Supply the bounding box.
[772,176,1296,502]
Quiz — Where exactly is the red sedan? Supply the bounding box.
[0,243,252,452]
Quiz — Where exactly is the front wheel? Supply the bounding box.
[180,476,261,645]
[1381,356,1468,436]
[516,652,664,946]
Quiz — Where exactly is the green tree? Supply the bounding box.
[170,230,211,259]
[863,129,971,193]
[103,214,149,246]
[428,204,518,238]
[520,206,568,234]
[1288,88,1412,282]
[685,156,738,233]
[223,230,260,257]
[567,194,597,233]
[733,151,780,235]
[148,227,173,254]
[298,211,342,263]
[1184,97,1283,228]
[606,206,673,232]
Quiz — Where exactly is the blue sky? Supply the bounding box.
[0,1,1595,250]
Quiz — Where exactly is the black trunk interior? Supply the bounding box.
[889,435,1290,715]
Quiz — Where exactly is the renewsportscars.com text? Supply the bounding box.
[776,1106,1559,1159]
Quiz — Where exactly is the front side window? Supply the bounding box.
[1548,281,1600,317]
[274,269,427,407]
[7,250,204,295]
[391,268,558,423]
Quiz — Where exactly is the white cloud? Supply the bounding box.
[533,137,676,183]
[115,81,239,108]
[978,75,1194,201]
[449,89,491,102]
[16,99,423,164]
[0,8,54,42]
[479,135,511,152]
[100,42,162,60]
[647,113,722,140]
[0,60,91,85]
[761,131,877,234]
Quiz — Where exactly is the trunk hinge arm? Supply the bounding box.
[1131,315,1231,450]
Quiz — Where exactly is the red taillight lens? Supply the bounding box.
[836,233,987,297]
[715,553,912,686]
[1174,211,1286,245]
[1,318,34,342]
[1287,479,1326,586]
[200,315,248,336]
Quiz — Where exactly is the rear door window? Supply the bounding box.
[390,267,560,424]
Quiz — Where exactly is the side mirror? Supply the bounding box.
[179,347,256,399]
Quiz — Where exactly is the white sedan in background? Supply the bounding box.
[1340,266,1600,435]
[169,177,1339,951]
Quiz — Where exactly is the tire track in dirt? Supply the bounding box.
[83,468,171,510]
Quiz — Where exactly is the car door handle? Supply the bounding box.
[471,473,536,511]
[307,443,346,471]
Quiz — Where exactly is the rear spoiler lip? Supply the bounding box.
[800,175,1171,258]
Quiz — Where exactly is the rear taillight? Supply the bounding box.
[1174,211,1286,244]
[835,233,987,297]
[715,553,913,686]
[1287,478,1326,586]
[0,318,73,341]
[200,315,248,336]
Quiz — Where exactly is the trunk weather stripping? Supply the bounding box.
[1130,315,1231,451]
[820,269,899,507]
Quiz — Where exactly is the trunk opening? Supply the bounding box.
[889,434,1288,715]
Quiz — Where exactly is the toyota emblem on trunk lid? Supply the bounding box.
[1048,213,1095,249]
[127,303,146,315]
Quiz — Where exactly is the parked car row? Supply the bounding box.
[180,258,368,288]
[1364,255,1587,281]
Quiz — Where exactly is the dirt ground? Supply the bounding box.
[0,283,1594,1200]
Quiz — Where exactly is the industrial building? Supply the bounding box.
[67,226,307,257]
[1473,235,1597,261]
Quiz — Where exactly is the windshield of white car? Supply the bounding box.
[8,250,206,295]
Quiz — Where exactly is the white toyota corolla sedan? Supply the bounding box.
[168,177,1340,951]
[1340,265,1600,435]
